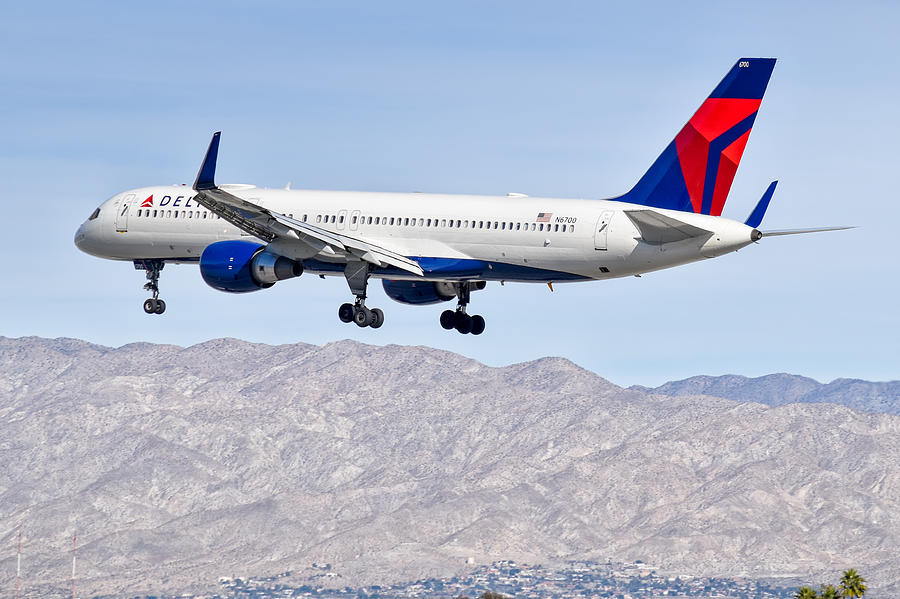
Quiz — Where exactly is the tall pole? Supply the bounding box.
[71,531,77,599]
[16,530,21,599]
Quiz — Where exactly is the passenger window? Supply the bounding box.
[202,212,207,219]
[153,210,158,217]
[167,210,172,217]
[478,221,483,228]
[418,218,424,226]
[137,209,142,217]
[187,211,192,218]
[562,224,566,232]
[339,215,345,224]
[316,215,322,223]
[441,219,447,227]
[531,223,536,231]
[352,216,357,225]
[493,221,498,229]
[375,217,380,225]
[570,225,575,233]
[516,223,520,230]
[303,214,308,222]
[331,215,336,223]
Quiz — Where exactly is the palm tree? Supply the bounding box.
[795,586,819,599]
[820,584,839,599]
[839,569,866,598]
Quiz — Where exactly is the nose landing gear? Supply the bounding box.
[135,260,166,315]
[440,282,485,335]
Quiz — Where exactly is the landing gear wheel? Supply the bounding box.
[154,299,166,314]
[454,311,473,334]
[370,308,385,329]
[470,314,485,335]
[143,299,158,314]
[354,306,373,327]
[338,303,355,323]
[440,310,456,330]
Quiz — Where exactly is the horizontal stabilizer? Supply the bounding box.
[745,180,777,228]
[625,210,712,245]
[762,226,855,237]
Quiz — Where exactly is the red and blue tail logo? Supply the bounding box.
[619,58,776,216]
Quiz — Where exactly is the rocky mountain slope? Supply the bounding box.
[1,337,899,597]
[633,374,900,414]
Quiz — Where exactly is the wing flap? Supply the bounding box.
[624,209,713,245]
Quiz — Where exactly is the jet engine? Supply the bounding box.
[382,280,484,305]
[200,240,302,293]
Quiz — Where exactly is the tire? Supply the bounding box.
[338,303,355,323]
[440,310,456,330]
[454,311,473,334]
[154,299,166,314]
[354,306,373,327]
[143,299,157,314]
[470,314,485,335]
[370,308,385,329]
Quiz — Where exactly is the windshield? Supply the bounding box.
[88,207,100,221]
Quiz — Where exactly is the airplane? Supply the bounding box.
[74,57,848,335]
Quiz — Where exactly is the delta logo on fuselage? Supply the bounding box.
[139,194,200,209]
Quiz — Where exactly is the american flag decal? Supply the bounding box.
[536,212,552,222]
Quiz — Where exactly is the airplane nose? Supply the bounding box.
[74,223,87,249]
[74,218,105,257]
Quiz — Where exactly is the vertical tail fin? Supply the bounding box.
[619,58,776,216]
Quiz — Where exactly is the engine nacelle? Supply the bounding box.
[382,280,485,305]
[200,240,302,293]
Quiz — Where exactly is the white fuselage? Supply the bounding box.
[75,184,758,283]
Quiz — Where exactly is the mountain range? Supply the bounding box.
[0,336,898,598]
[633,374,900,415]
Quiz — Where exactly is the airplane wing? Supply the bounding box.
[624,209,713,245]
[191,133,424,276]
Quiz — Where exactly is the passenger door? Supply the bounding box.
[115,194,135,232]
[594,210,614,250]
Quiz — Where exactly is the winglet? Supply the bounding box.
[745,180,777,228]
[193,131,221,191]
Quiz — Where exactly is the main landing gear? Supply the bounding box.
[135,260,166,315]
[338,261,384,329]
[440,282,486,335]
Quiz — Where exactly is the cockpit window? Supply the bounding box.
[88,207,100,221]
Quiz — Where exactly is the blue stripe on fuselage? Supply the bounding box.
[303,257,589,282]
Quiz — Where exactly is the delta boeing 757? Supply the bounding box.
[74,58,846,335]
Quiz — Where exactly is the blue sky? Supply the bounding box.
[1,1,897,386]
